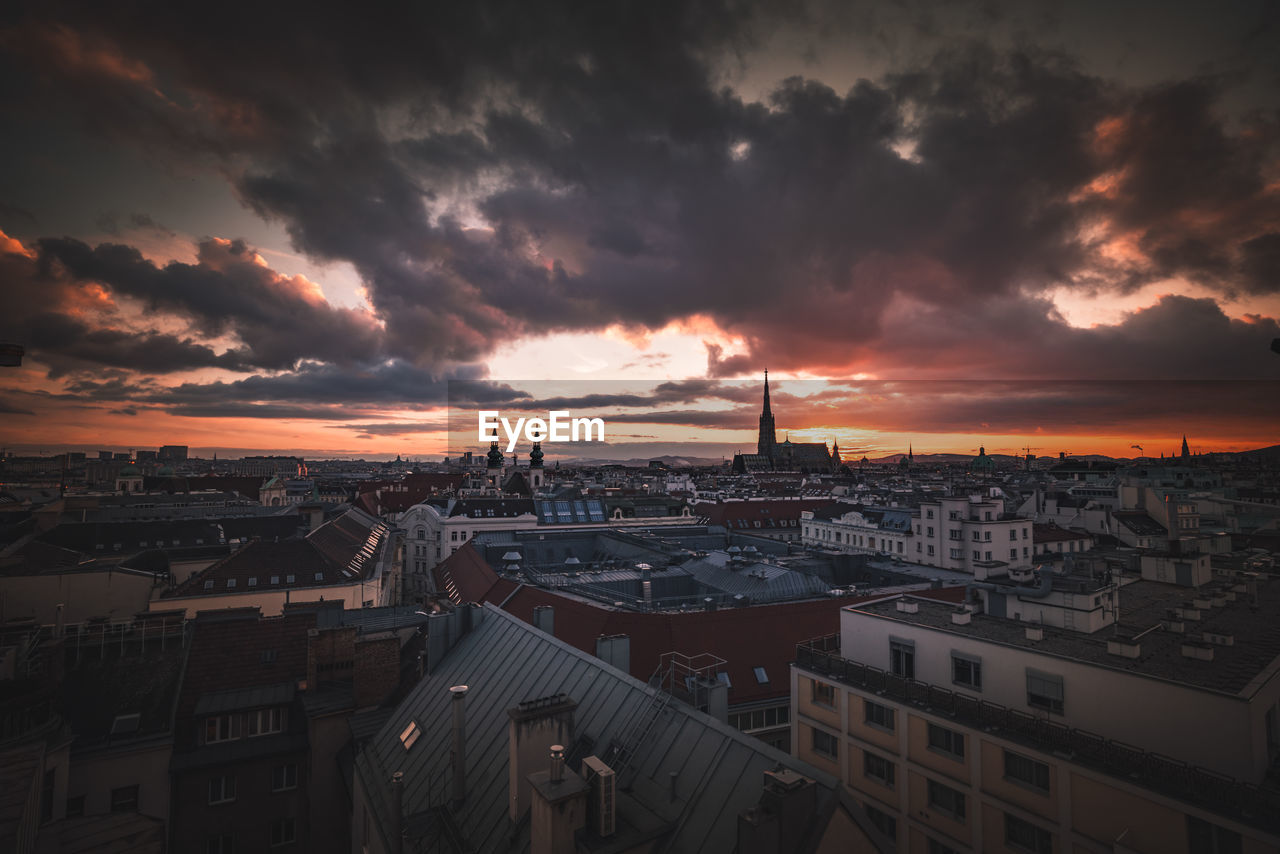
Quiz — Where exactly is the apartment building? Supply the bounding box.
[791,566,1280,853]
[802,505,914,557]
[912,496,1034,578]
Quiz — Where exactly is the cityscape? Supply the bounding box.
[2,2,1280,854]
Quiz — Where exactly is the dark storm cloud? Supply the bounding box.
[165,404,371,420]
[331,421,450,437]
[1,0,1278,421]
[35,236,383,370]
[0,400,37,416]
[23,312,251,378]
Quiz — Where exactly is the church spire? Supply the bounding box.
[756,370,776,463]
[1181,435,1190,459]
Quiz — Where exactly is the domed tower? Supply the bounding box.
[486,441,504,489]
[529,441,545,490]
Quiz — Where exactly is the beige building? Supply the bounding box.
[911,496,1034,578]
[791,567,1280,853]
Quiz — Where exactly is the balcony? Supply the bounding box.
[795,637,1280,834]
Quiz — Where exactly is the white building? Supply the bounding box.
[801,505,913,557]
[911,496,1033,578]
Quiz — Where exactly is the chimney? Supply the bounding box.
[738,770,818,854]
[549,744,565,782]
[354,632,400,707]
[533,605,555,636]
[595,634,630,673]
[529,751,588,854]
[508,694,577,823]
[391,771,405,854]
[451,685,468,805]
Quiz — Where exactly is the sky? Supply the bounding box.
[1,0,1278,460]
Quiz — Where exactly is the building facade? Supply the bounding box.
[791,570,1280,853]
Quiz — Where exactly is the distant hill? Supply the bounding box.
[555,455,727,468]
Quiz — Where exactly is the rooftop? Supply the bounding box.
[356,603,859,854]
[849,575,1280,697]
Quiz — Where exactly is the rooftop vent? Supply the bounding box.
[1107,639,1141,659]
[1181,642,1214,661]
[895,600,919,614]
[1025,626,1044,642]
[951,610,972,625]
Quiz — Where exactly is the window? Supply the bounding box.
[1011,549,1018,559]
[1187,816,1243,854]
[972,550,981,561]
[927,509,935,519]
[248,577,257,587]
[971,531,980,542]
[985,551,992,561]
[863,751,895,788]
[753,666,769,684]
[206,835,235,854]
[204,580,214,590]
[984,530,991,541]
[951,653,982,690]
[271,575,280,585]
[399,720,421,750]
[1026,670,1065,714]
[247,707,283,736]
[864,802,897,839]
[286,574,296,584]
[111,785,139,813]
[949,530,962,540]
[65,795,84,818]
[949,548,962,559]
[928,545,935,556]
[271,818,296,847]
[205,715,238,743]
[272,764,298,792]
[1004,750,1050,793]
[226,579,236,589]
[811,679,836,707]
[927,722,965,760]
[927,526,934,537]
[889,640,914,678]
[313,572,324,581]
[208,775,236,805]
[811,727,838,759]
[1005,812,1054,853]
[865,700,895,731]
[1010,529,1018,540]
[926,778,965,821]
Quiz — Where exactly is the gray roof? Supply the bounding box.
[680,551,830,602]
[355,603,847,854]
[194,681,295,717]
[853,577,1280,696]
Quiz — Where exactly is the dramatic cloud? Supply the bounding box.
[1,1,1277,453]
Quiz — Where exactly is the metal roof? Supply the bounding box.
[680,551,830,602]
[193,681,295,717]
[355,603,845,854]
